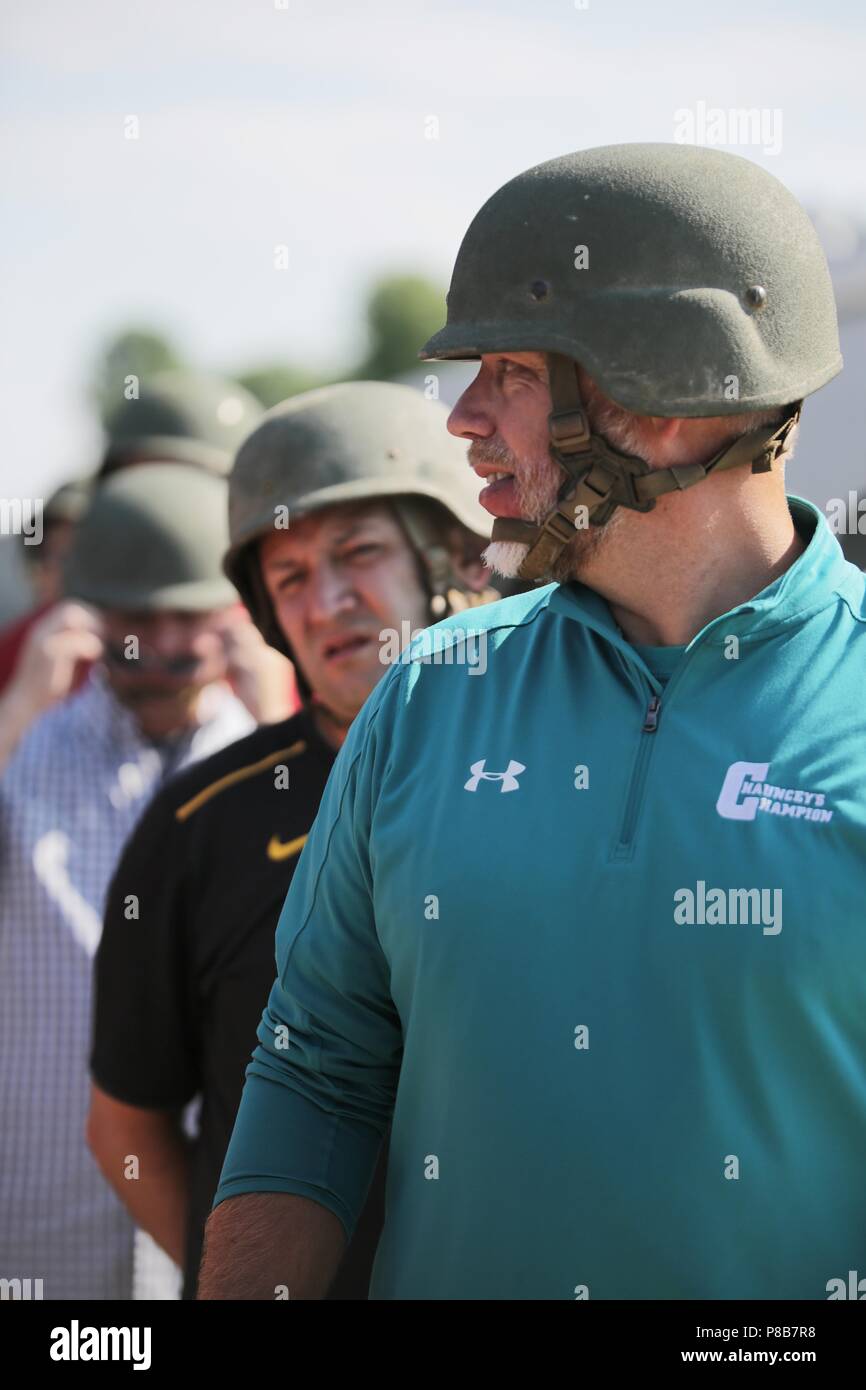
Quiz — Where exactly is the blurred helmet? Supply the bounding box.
[223,380,494,661]
[64,462,237,611]
[420,143,843,580]
[21,474,94,565]
[101,370,263,477]
[44,475,95,526]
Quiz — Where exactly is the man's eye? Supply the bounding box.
[277,574,301,591]
[347,544,380,559]
[499,359,528,378]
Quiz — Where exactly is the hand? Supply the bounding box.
[0,602,104,769]
[215,608,296,724]
[10,601,104,718]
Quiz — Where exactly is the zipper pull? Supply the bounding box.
[642,695,661,733]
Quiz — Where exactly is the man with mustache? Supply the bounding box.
[87,381,497,1299]
[0,462,256,1300]
[0,369,277,714]
[198,145,866,1300]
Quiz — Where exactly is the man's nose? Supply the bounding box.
[447,373,496,441]
[144,614,196,658]
[306,561,356,627]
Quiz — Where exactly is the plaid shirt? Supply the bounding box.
[0,670,253,1300]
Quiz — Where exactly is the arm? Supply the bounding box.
[0,686,34,769]
[0,603,102,772]
[198,668,403,1299]
[86,1084,191,1266]
[199,1192,346,1300]
[90,778,202,1266]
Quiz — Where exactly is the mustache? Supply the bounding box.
[118,683,198,706]
[468,438,523,470]
[103,641,204,678]
[470,435,568,526]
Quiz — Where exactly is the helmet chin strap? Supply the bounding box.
[490,353,802,583]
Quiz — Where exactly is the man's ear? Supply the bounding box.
[646,415,682,443]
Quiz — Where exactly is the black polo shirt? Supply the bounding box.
[91,708,388,1299]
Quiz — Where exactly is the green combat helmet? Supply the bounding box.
[20,474,94,561]
[64,462,238,611]
[223,380,495,669]
[101,370,263,477]
[42,475,95,527]
[420,143,843,581]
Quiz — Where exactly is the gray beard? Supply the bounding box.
[484,508,626,584]
[472,407,644,585]
[482,539,534,580]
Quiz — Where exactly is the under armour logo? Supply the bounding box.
[464,759,526,793]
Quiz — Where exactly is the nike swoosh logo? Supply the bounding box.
[266,832,308,862]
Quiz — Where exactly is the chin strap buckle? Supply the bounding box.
[751,404,802,474]
[548,406,591,455]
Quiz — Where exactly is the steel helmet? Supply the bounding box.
[20,474,94,565]
[64,462,237,611]
[420,142,843,580]
[102,370,263,477]
[223,380,495,665]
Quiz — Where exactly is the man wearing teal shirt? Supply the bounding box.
[200,145,865,1300]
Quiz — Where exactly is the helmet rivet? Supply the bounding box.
[745,284,767,310]
[529,279,550,302]
[387,447,400,459]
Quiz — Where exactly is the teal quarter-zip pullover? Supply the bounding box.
[214,496,866,1299]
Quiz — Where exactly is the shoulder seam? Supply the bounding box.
[837,583,866,626]
[407,590,554,657]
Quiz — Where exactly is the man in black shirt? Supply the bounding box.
[88,381,500,1298]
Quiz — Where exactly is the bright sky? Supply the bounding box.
[2,0,865,497]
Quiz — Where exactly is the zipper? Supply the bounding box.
[613,692,661,860]
[642,694,661,732]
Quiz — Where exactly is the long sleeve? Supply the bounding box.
[212,669,403,1239]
